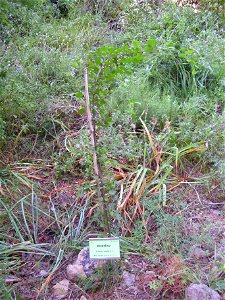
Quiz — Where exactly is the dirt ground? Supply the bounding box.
[8,180,224,300]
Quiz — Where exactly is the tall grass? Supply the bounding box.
[0,0,108,148]
[0,165,89,297]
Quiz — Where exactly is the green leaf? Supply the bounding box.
[132,41,141,48]
[115,45,129,54]
[178,53,186,58]
[77,108,86,115]
[99,99,107,106]
[72,61,79,68]
[144,39,157,53]
[105,116,112,123]
[75,92,84,99]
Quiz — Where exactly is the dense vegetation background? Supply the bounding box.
[0,0,224,298]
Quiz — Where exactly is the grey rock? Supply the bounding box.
[39,270,48,277]
[52,279,70,299]
[122,271,136,287]
[67,247,106,281]
[185,284,221,300]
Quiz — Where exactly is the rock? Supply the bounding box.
[39,270,48,277]
[185,284,221,300]
[80,296,87,300]
[189,245,209,259]
[67,263,86,280]
[67,247,106,281]
[122,271,136,287]
[52,279,70,299]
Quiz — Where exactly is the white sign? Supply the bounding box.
[89,237,120,260]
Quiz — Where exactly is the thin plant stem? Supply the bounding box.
[84,68,111,236]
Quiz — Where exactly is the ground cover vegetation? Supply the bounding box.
[0,0,224,298]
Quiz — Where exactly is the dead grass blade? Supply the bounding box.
[115,120,207,232]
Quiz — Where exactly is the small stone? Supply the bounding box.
[67,263,86,280]
[185,284,221,300]
[39,270,48,277]
[189,245,209,259]
[122,271,136,287]
[76,247,89,265]
[67,247,106,280]
[52,279,70,299]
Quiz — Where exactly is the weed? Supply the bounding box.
[77,260,121,296]
[153,210,185,253]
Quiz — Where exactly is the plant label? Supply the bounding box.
[89,237,120,260]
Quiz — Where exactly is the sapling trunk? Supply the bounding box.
[84,68,111,236]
